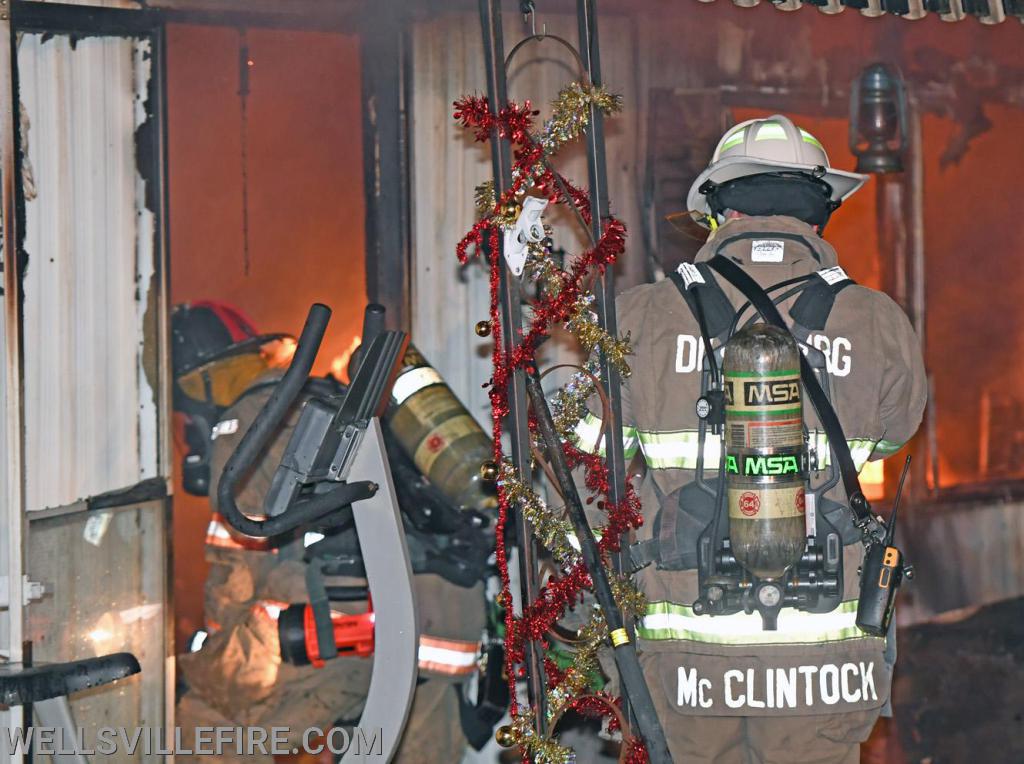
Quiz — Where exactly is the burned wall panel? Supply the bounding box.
[19,33,160,512]
[14,28,169,744]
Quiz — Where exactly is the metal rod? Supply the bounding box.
[576,0,644,733]
[526,372,673,764]
[478,0,547,732]
[907,95,929,497]
[361,0,411,331]
[576,0,628,555]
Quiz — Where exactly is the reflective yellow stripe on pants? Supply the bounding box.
[638,600,872,645]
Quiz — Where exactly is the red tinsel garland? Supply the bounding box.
[454,92,647,762]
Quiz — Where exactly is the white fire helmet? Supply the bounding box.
[686,115,868,227]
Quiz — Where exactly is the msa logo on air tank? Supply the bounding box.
[726,454,801,476]
[743,379,800,406]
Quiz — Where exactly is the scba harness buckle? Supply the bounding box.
[692,527,846,629]
[693,528,844,630]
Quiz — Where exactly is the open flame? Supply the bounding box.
[262,336,297,368]
[330,335,362,383]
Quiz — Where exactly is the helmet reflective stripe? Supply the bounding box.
[638,599,869,644]
[719,130,747,152]
[753,122,789,141]
[800,129,824,150]
[572,412,640,459]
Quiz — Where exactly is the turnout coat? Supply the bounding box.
[580,215,927,718]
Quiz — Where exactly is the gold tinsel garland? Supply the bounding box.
[499,462,580,569]
[539,82,623,154]
[565,296,633,371]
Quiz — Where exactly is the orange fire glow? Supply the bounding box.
[330,335,362,383]
[861,460,885,501]
[263,336,297,368]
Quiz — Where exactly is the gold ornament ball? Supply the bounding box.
[495,725,516,748]
[480,461,500,482]
[475,320,492,337]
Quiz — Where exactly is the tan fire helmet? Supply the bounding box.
[686,114,868,227]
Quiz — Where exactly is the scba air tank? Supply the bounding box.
[385,345,498,513]
[723,324,807,580]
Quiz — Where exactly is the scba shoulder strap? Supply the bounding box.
[667,262,735,342]
[707,255,885,544]
[668,260,855,339]
[790,265,856,331]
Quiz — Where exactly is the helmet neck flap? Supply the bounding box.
[700,171,841,232]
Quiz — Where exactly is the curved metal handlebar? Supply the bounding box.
[504,33,590,85]
[216,303,377,538]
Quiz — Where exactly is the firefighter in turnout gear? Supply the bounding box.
[173,310,493,763]
[579,116,927,763]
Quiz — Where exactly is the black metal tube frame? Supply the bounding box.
[477,0,549,735]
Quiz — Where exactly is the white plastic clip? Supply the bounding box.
[503,197,548,277]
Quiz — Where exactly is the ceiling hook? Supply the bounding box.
[521,1,545,38]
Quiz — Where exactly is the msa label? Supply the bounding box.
[726,453,801,477]
[751,240,785,263]
[743,380,800,406]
